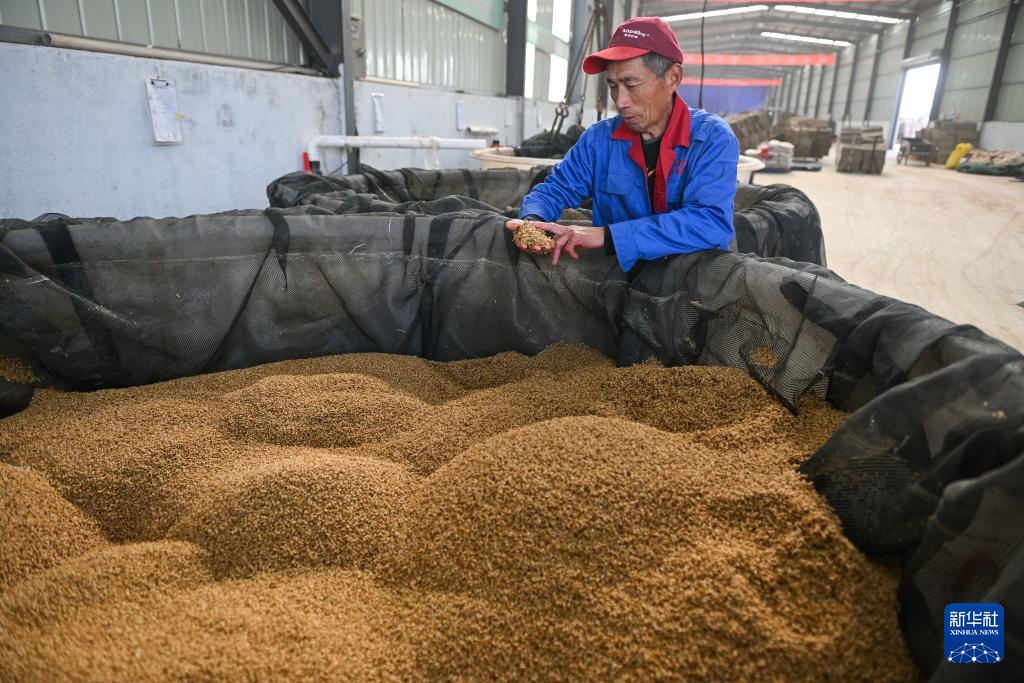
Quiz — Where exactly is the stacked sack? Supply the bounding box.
[747,140,794,172]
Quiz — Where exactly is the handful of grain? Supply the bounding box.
[514,220,555,250]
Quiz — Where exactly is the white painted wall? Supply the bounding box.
[0,42,596,218]
[0,42,342,220]
[348,78,568,171]
[980,122,1024,151]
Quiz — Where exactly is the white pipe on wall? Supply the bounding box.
[306,134,487,170]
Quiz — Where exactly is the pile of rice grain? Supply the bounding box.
[0,344,917,681]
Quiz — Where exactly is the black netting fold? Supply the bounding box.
[267,169,826,266]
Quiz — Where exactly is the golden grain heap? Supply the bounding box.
[0,344,916,680]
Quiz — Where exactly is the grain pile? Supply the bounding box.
[0,344,917,681]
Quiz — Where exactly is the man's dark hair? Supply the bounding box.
[642,52,677,79]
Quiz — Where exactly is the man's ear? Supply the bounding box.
[666,63,683,88]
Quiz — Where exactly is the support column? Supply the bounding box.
[804,65,816,116]
[827,49,841,119]
[303,0,356,170]
[930,0,962,122]
[506,0,528,98]
[568,0,589,105]
[795,66,805,115]
[814,63,826,118]
[889,17,918,147]
[864,31,885,122]
[842,41,861,122]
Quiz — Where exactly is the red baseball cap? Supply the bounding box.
[583,17,684,75]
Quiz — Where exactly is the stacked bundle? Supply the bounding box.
[787,118,833,159]
[725,110,772,153]
[836,127,886,174]
[839,126,884,144]
[771,111,795,139]
[922,120,979,162]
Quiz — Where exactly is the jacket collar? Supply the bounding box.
[610,92,691,147]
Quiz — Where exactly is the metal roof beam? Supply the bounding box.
[670,16,879,40]
[271,0,337,75]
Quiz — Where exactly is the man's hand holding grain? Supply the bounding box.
[506,219,606,266]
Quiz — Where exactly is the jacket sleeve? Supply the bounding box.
[607,126,738,272]
[518,130,596,221]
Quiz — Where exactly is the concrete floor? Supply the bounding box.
[761,154,1024,351]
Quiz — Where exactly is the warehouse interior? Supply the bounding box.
[1,1,1023,681]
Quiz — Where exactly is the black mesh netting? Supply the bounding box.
[0,171,1020,681]
[268,166,548,214]
[268,168,827,266]
[514,124,586,158]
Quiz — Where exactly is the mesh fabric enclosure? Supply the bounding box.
[268,169,827,266]
[514,124,586,158]
[733,183,826,267]
[268,167,547,215]
[1,180,1021,680]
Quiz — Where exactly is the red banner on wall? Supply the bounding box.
[682,54,836,66]
[680,77,783,87]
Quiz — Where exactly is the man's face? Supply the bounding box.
[607,56,682,138]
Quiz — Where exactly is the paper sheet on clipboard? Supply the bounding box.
[146,78,183,144]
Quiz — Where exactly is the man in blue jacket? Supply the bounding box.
[506,16,739,273]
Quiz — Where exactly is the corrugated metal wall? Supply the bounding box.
[832,46,855,120]
[912,0,955,54]
[794,66,806,115]
[848,33,879,121]
[786,69,798,112]
[355,0,505,93]
[995,0,1024,120]
[776,0,1023,127]
[938,0,1011,121]
[807,66,822,117]
[819,63,836,118]
[0,0,305,64]
[872,20,912,125]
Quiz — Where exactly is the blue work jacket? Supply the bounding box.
[519,93,739,272]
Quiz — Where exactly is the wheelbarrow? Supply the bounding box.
[897,137,935,166]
